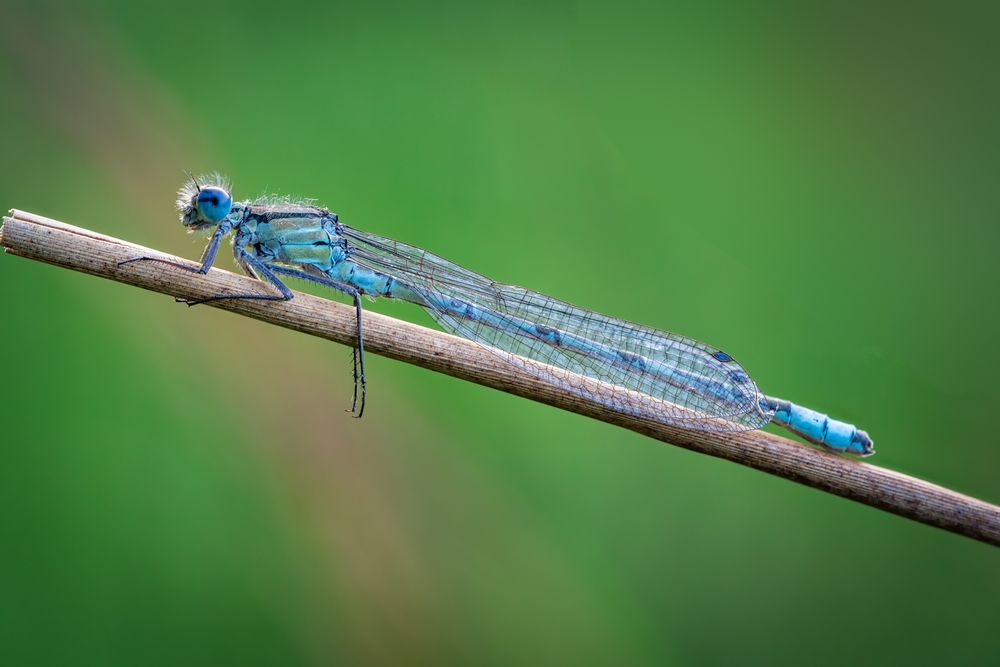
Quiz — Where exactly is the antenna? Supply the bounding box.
[184,170,201,193]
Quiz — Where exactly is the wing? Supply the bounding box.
[338,224,773,431]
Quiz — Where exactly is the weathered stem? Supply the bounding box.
[3,208,999,547]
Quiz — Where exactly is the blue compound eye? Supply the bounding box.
[196,186,233,223]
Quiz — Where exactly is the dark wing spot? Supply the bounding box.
[712,350,734,362]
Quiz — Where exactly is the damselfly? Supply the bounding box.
[121,175,874,456]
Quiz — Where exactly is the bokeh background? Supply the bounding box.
[1,1,998,665]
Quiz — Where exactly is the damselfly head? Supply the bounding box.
[177,173,233,230]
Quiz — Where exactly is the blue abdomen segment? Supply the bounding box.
[317,259,867,451]
[328,260,760,418]
[763,396,873,456]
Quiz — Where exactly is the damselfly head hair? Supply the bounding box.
[177,172,233,230]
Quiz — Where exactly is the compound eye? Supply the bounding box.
[196,186,233,223]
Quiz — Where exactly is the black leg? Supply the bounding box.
[267,264,367,418]
[118,225,227,275]
[177,249,294,306]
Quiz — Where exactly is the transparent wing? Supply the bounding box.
[339,224,773,431]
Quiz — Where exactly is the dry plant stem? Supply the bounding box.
[4,208,1000,548]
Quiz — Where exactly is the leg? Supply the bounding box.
[178,249,295,306]
[267,265,367,418]
[118,225,227,275]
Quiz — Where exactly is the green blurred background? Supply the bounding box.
[1,1,998,665]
